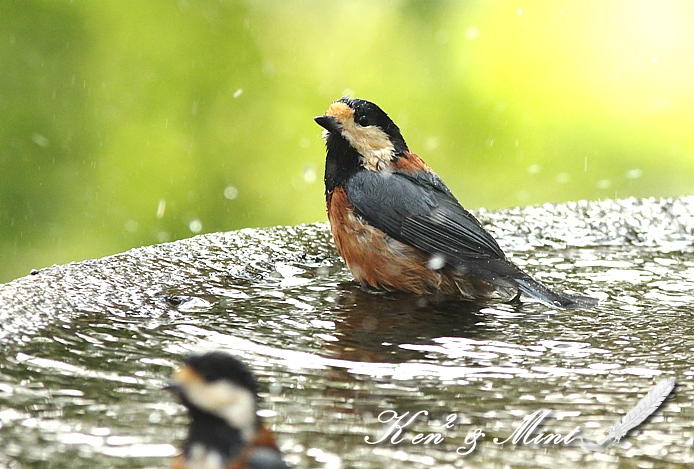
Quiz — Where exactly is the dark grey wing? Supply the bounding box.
[344,170,599,309]
[344,170,506,262]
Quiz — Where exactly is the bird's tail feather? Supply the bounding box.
[514,277,598,309]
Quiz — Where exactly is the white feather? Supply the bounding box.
[598,377,675,445]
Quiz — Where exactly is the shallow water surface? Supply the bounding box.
[0,198,693,468]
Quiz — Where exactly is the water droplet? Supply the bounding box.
[224,185,239,200]
[516,190,529,202]
[625,168,643,179]
[31,133,49,148]
[156,199,166,219]
[436,29,450,44]
[233,88,243,98]
[303,165,317,184]
[427,254,446,271]
[124,220,138,233]
[464,27,479,40]
[268,382,282,395]
[424,137,439,151]
[556,172,570,184]
[189,219,202,233]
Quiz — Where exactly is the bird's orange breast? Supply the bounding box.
[327,187,456,294]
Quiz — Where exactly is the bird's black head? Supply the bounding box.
[182,351,259,396]
[340,98,408,152]
[316,98,409,197]
[315,98,408,161]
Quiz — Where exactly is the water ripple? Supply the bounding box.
[0,199,693,467]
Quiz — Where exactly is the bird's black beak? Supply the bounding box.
[314,115,340,133]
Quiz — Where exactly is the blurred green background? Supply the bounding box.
[1,0,693,283]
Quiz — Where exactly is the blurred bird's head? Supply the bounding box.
[167,351,259,441]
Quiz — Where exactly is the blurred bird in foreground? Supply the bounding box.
[167,351,287,469]
[315,97,597,309]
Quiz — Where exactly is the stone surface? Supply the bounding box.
[1,196,693,342]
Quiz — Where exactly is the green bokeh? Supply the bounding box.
[1,0,692,283]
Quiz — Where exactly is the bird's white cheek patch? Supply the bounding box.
[324,100,395,171]
[340,120,394,171]
[184,380,257,441]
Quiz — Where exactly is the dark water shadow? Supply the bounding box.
[323,282,525,362]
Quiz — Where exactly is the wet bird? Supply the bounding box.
[167,351,287,469]
[315,97,597,309]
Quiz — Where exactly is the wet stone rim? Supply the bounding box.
[0,196,692,341]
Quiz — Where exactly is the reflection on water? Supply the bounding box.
[1,199,693,468]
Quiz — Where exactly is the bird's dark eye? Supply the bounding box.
[355,114,370,127]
